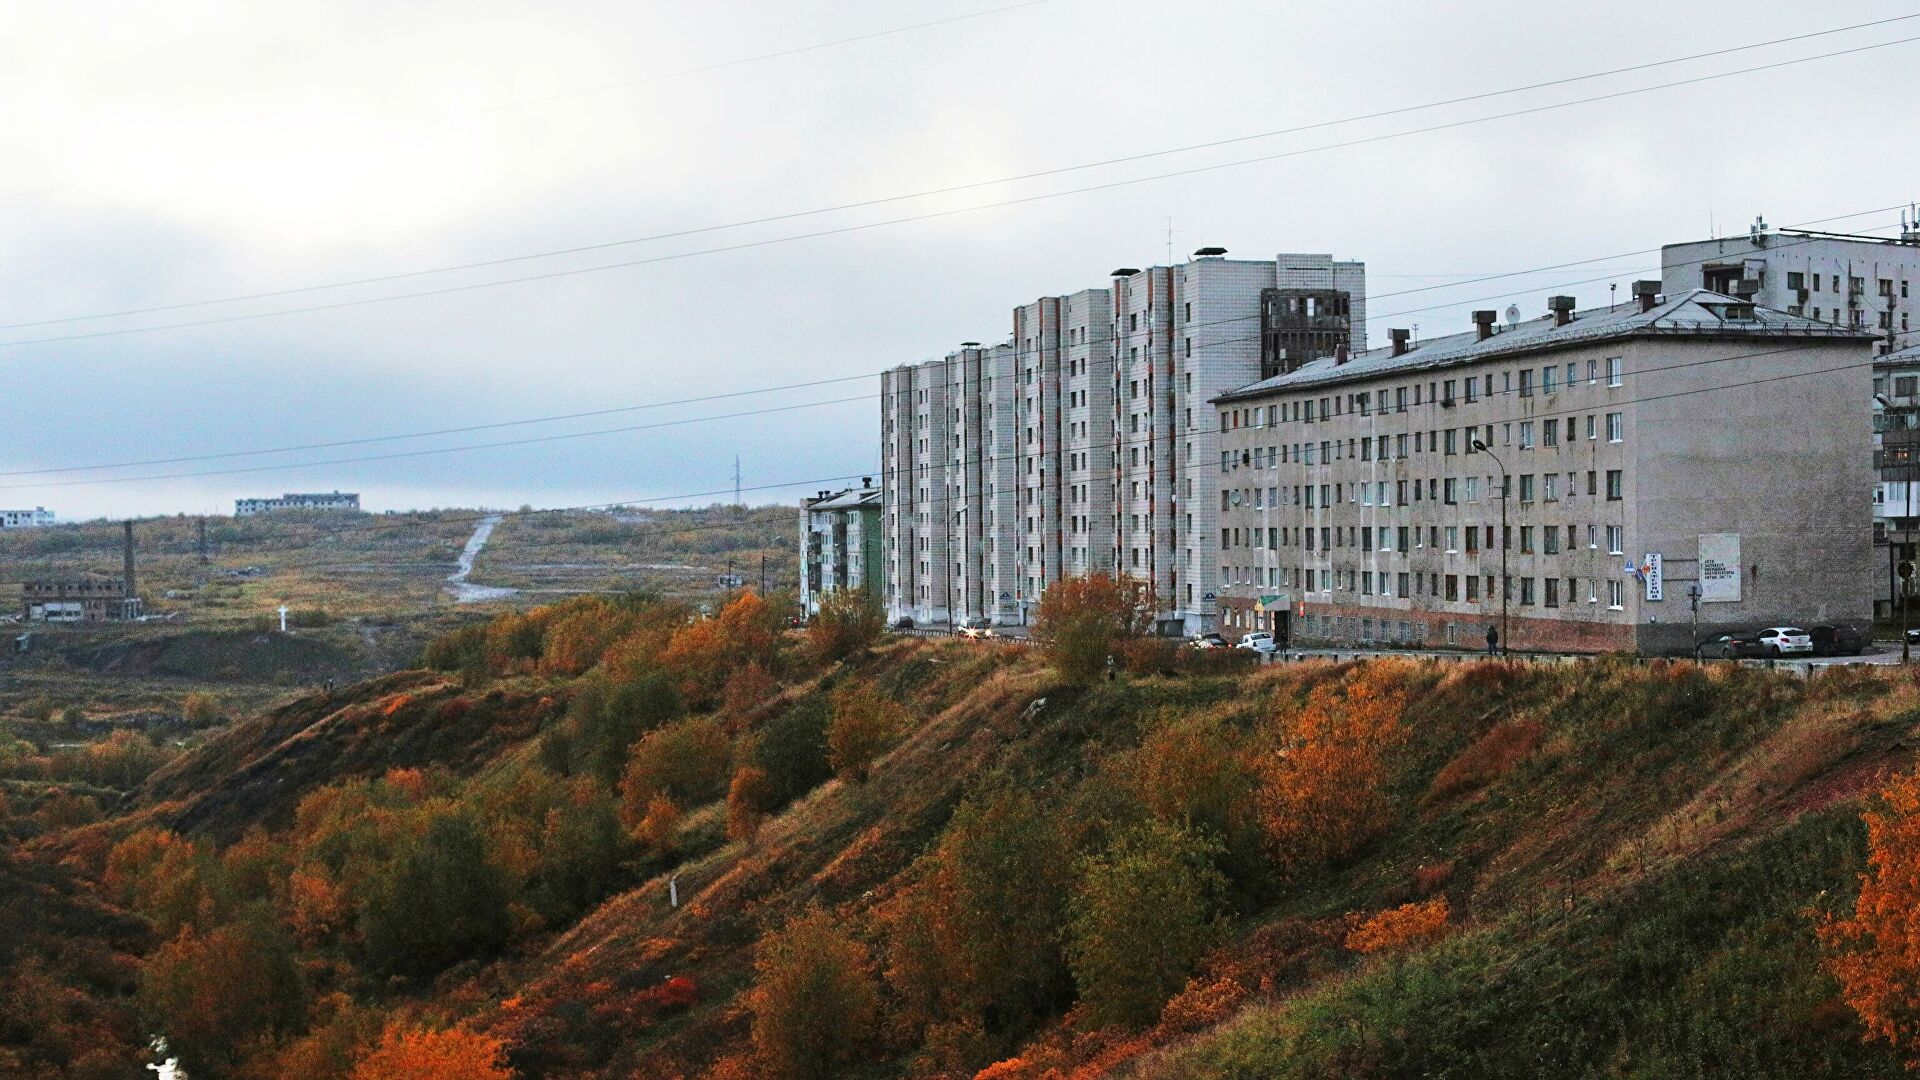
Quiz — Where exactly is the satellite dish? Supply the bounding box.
[1230,491,1243,507]
[1504,304,1521,327]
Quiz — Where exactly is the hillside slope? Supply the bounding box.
[14,593,1920,1079]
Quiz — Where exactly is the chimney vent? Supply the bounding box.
[1632,280,1660,313]
[863,477,872,488]
[1548,295,1577,326]
[1389,328,1411,357]
[1334,343,1350,365]
[1472,310,1497,341]
[1192,246,1228,258]
[1110,267,1140,277]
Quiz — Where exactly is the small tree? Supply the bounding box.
[619,717,732,819]
[727,765,775,843]
[1032,574,1149,684]
[633,793,682,853]
[827,679,901,784]
[182,691,223,727]
[1256,676,1407,872]
[1821,766,1920,1061]
[1065,820,1226,1028]
[810,588,884,662]
[749,906,881,1080]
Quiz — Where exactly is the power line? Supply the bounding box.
[3,212,1905,492]
[2,21,1914,344]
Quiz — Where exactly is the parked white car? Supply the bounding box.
[1753,626,1813,655]
[1236,631,1279,655]
[957,618,996,639]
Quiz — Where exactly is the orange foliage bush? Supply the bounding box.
[348,1023,513,1080]
[1156,973,1249,1035]
[1820,766,1920,1060]
[1345,898,1451,954]
[660,592,784,708]
[634,794,682,853]
[827,678,901,784]
[748,905,880,1080]
[722,662,780,723]
[1255,675,1408,871]
[1031,573,1150,684]
[727,765,774,843]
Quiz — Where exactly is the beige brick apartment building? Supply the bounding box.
[1211,286,1877,654]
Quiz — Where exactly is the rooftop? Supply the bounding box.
[805,486,881,511]
[1213,289,1874,403]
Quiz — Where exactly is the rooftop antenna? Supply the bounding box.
[1165,217,1173,265]
[1504,304,1521,327]
[733,455,742,508]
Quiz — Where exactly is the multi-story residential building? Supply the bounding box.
[1109,250,1366,633]
[235,491,361,516]
[1875,341,1920,616]
[798,481,882,618]
[880,249,1364,634]
[1211,285,1876,654]
[1662,217,1920,352]
[0,507,54,528]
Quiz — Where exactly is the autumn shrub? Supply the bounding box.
[348,1023,513,1080]
[882,787,1073,1041]
[561,667,684,783]
[1066,820,1227,1029]
[746,697,832,809]
[660,592,786,709]
[1128,711,1263,884]
[422,624,490,680]
[748,905,880,1080]
[727,765,774,843]
[104,827,213,936]
[1118,636,1180,676]
[619,717,731,819]
[1345,898,1451,954]
[182,691,224,727]
[1032,574,1150,684]
[1820,766,1920,1060]
[810,587,884,662]
[827,678,902,784]
[633,793,682,853]
[357,811,512,979]
[721,662,780,723]
[1256,675,1408,872]
[142,907,306,1073]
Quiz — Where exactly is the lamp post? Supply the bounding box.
[1473,440,1509,656]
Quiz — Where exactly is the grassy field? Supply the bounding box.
[471,504,797,602]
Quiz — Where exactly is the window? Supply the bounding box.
[1444,477,1457,504]
[1606,412,1624,442]
[1788,271,1805,290]
[1464,379,1478,403]
[1466,575,1480,601]
[1520,525,1535,553]
[1446,525,1458,551]
[1544,525,1559,554]
[1607,579,1625,609]
[1520,577,1536,605]
[1543,366,1557,394]
[1606,525,1624,554]
[1519,421,1535,449]
[1543,473,1559,501]
[1544,578,1560,607]
[1519,369,1534,397]
[1445,574,1459,601]
[1606,469,1623,500]
[1543,420,1558,447]
[1587,358,1598,384]
[1606,356,1623,386]
[1519,474,1535,502]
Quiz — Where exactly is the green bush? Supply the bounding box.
[1066,820,1227,1028]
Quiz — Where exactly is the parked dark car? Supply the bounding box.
[1810,624,1866,657]
[892,616,915,630]
[1698,632,1765,659]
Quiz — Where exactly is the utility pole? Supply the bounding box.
[759,553,767,596]
[733,455,742,508]
[1902,557,1914,664]
[1687,582,1702,662]
[1475,440,1510,656]
[197,516,209,565]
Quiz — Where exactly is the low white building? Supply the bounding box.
[0,507,54,528]
[235,491,361,516]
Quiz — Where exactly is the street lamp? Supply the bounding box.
[1472,439,1510,656]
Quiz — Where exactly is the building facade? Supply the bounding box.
[1662,219,1920,352]
[1875,341,1920,616]
[1211,287,1876,654]
[22,576,140,622]
[0,507,54,528]
[879,249,1364,633]
[235,491,361,516]
[799,482,882,618]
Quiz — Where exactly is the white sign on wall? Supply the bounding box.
[1698,533,1742,602]
[1644,553,1664,602]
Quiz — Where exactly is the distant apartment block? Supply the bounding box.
[1210,286,1875,654]
[880,248,1364,633]
[0,507,54,528]
[235,491,361,516]
[1662,218,1920,351]
[799,481,882,618]
[21,576,140,622]
[1875,341,1920,615]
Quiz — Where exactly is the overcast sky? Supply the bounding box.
[2,0,1914,520]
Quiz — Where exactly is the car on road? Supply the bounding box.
[891,616,915,631]
[1753,626,1814,655]
[1697,632,1764,659]
[958,618,995,639]
[1905,626,1920,646]
[1810,624,1866,657]
[1186,632,1230,650]
[1236,631,1279,655]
